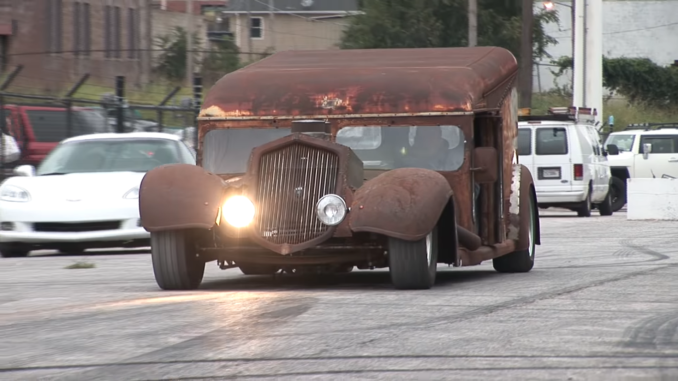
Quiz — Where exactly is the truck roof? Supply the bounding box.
[199,47,518,120]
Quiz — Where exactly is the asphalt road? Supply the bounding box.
[1,208,678,380]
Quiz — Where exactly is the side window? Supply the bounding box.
[517,128,531,155]
[640,135,678,154]
[536,127,568,155]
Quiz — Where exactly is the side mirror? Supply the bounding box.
[13,165,35,177]
[472,147,498,184]
[606,144,620,156]
[642,143,652,160]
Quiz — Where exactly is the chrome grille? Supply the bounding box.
[255,143,339,245]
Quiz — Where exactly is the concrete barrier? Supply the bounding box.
[627,178,678,220]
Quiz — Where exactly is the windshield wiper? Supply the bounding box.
[39,172,69,176]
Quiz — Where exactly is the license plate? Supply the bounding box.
[542,168,560,178]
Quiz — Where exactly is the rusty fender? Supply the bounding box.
[139,164,225,232]
[349,168,452,241]
[507,164,541,251]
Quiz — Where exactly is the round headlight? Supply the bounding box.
[222,195,255,228]
[316,194,347,226]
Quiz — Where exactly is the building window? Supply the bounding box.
[46,0,63,53]
[250,17,263,39]
[113,7,121,58]
[104,5,111,58]
[73,3,91,57]
[73,3,81,55]
[83,3,91,56]
[128,8,139,59]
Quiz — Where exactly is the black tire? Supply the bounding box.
[238,263,280,275]
[598,189,614,216]
[388,226,438,290]
[493,194,536,273]
[0,245,29,258]
[577,189,592,217]
[151,230,205,290]
[610,176,627,212]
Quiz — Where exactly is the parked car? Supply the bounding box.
[138,47,541,291]
[1,104,112,170]
[604,123,678,211]
[518,107,614,217]
[0,132,196,258]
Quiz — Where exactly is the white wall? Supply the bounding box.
[534,0,678,93]
[627,178,678,220]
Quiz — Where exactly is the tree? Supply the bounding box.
[340,0,559,62]
[550,56,678,108]
[200,37,243,85]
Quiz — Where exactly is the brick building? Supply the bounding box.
[0,0,153,92]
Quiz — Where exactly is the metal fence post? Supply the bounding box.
[158,86,181,133]
[63,74,90,137]
[192,75,202,149]
[115,76,125,133]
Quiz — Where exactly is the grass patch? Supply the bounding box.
[533,93,678,131]
[64,260,96,269]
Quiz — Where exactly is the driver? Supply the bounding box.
[400,126,450,170]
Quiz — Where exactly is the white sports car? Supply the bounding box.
[0,132,196,257]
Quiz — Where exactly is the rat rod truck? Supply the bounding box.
[138,46,541,290]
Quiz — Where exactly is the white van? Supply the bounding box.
[517,107,614,217]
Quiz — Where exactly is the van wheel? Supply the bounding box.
[598,189,614,216]
[494,193,536,273]
[577,189,592,217]
[388,227,438,290]
[610,176,626,212]
[151,230,205,290]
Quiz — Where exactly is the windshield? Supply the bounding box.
[25,109,112,142]
[605,134,635,152]
[37,138,183,175]
[336,126,465,171]
[202,126,465,174]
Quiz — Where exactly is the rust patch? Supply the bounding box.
[139,164,225,232]
[349,168,452,241]
[201,47,518,118]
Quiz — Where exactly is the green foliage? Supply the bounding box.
[154,27,203,82]
[340,0,560,61]
[154,27,242,83]
[550,56,678,108]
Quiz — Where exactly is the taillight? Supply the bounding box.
[573,164,583,181]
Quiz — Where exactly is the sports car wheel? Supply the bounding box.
[388,226,438,290]
[151,230,205,290]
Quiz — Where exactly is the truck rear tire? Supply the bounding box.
[388,227,438,290]
[610,176,626,212]
[151,230,205,290]
[494,193,536,273]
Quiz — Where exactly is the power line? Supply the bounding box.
[552,21,678,39]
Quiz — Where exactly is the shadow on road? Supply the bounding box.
[199,268,501,291]
[29,248,150,258]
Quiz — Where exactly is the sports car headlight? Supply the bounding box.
[123,188,139,199]
[316,194,347,226]
[222,195,255,228]
[0,185,31,202]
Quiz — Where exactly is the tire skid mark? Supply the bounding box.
[623,312,678,351]
[619,239,670,262]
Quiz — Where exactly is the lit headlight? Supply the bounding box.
[0,185,31,202]
[316,194,347,226]
[222,195,255,228]
[123,188,139,199]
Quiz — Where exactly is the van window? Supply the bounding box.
[536,127,568,155]
[517,128,531,155]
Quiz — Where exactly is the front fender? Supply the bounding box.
[349,168,452,241]
[139,164,225,232]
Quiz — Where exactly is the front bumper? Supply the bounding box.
[0,199,149,246]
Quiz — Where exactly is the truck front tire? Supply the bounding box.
[388,227,438,290]
[151,230,205,290]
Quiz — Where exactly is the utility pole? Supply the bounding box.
[246,0,253,58]
[519,0,534,107]
[468,0,477,47]
[269,0,275,52]
[186,0,194,87]
[572,0,585,108]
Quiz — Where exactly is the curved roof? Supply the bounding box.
[199,47,518,120]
